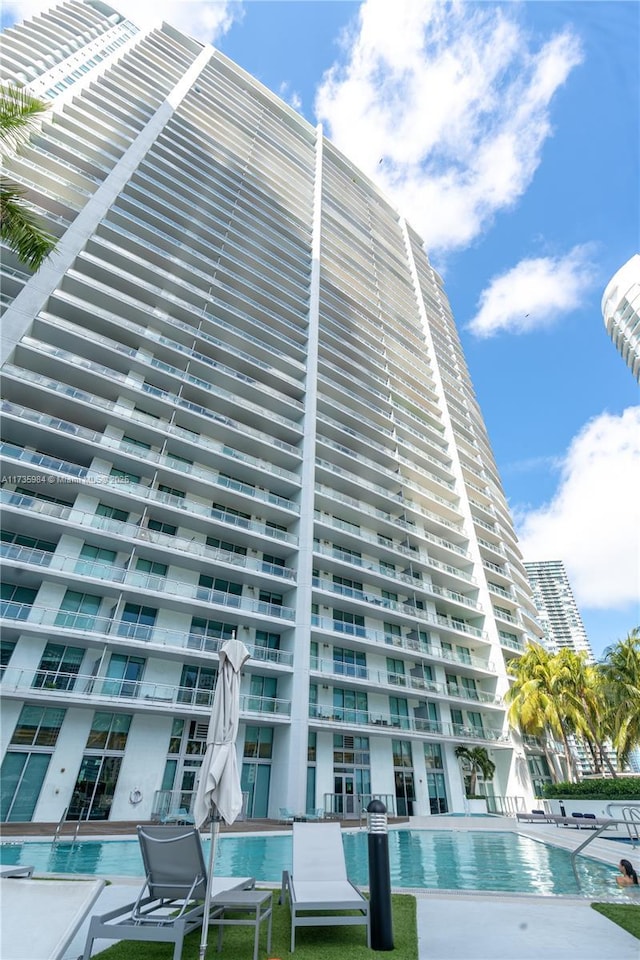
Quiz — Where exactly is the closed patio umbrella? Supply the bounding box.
[193,636,250,960]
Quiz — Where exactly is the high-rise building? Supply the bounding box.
[524,561,593,659]
[0,1,541,825]
[601,253,640,383]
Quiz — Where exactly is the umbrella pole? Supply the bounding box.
[198,811,219,960]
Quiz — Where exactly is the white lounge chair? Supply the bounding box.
[1,874,105,960]
[280,821,370,952]
[82,825,254,960]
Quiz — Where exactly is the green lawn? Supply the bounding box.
[94,892,418,960]
[591,902,640,939]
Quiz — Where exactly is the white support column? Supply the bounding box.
[283,124,324,815]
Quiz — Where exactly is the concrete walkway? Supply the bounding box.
[416,892,639,960]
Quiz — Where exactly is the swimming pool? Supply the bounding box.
[0,830,620,899]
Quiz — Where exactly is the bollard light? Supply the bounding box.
[367,799,394,951]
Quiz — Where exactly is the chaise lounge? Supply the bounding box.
[280,821,370,952]
[82,825,254,960]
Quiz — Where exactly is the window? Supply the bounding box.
[33,643,84,691]
[262,554,285,575]
[255,630,280,651]
[259,589,282,607]
[332,575,363,597]
[11,706,66,746]
[117,603,156,641]
[334,544,361,562]
[134,557,167,583]
[386,658,406,686]
[380,559,396,574]
[423,743,444,769]
[86,712,131,751]
[75,544,118,578]
[212,503,251,522]
[1,584,37,619]
[122,435,151,450]
[1,530,56,553]
[334,647,366,678]
[389,696,410,729]
[333,610,365,636]
[206,536,246,556]
[382,589,398,603]
[147,518,177,536]
[55,591,101,630]
[157,483,185,500]
[110,467,140,485]
[178,665,217,706]
[333,688,368,723]
[392,739,413,767]
[248,675,277,711]
[95,502,129,523]
[1,639,17,677]
[102,654,145,698]
[384,622,401,645]
[218,473,254,495]
[188,618,235,651]
[198,576,242,605]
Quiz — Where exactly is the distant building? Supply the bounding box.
[601,254,640,383]
[524,561,593,659]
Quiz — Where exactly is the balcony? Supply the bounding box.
[0,600,294,664]
[310,615,494,672]
[309,658,502,706]
[0,666,291,718]
[308,703,508,743]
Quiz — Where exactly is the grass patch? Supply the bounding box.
[591,902,640,939]
[94,892,417,959]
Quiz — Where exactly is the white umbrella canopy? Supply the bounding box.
[193,636,250,960]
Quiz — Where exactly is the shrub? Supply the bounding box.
[542,778,640,800]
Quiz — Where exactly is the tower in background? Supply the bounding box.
[0,1,541,825]
[524,560,593,659]
[601,253,640,383]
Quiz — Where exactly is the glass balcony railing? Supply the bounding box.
[0,666,291,715]
[308,703,507,742]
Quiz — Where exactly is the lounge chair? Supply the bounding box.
[1,873,104,960]
[82,825,254,960]
[304,808,325,821]
[280,821,370,952]
[279,807,295,823]
[516,811,552,824]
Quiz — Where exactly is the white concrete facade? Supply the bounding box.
[0,1,541,826]
[601,253,640,383]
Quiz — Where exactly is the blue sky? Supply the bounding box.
[5,1,639,659]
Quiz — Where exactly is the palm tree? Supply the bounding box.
[505,642,578,782]
[553,649,618,778]
[454,745,495,797]
[599,628,640,769]
[1,83,56,270]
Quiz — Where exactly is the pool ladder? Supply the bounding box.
[52,806,86,845]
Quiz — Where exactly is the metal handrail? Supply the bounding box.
[52,806,68,843]
[570,817,638,885]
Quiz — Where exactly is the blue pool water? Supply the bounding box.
[0,830,620,898]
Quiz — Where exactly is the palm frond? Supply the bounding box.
[1,178,56,270]
[0,83,49,156]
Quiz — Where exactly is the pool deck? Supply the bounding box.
[4,814,639,959]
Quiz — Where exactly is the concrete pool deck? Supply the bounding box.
[5,815,638,960]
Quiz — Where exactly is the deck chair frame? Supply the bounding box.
[280,821,370,952]
[82,825,253,960]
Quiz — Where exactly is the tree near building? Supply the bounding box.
[505,642,579,782]
[454,745,496,798]
[1,83,56,270]
[600,628,640,770]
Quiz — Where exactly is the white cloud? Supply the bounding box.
[279,82,303,114]
[467,244,597,337]
[516,407,640,610]
[315,0,583,254]
[3,1,240,42]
